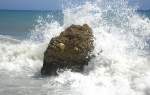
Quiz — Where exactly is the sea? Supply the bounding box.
[0,0,150,95]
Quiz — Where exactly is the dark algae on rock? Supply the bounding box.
[41,24,94,75]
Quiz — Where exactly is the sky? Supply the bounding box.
[129,0,150,10]
[0,0,61,10]
[139,0,150,10]
[0,0,150,10]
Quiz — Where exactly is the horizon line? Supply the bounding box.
[0,9,62,11]
[0,9,150,11]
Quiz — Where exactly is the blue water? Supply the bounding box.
[0,10,63,40]
[0,10,150,40]
[137,10,150,18]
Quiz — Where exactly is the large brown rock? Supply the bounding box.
[41,24,94,75]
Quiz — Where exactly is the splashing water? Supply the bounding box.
[0,0,150,95]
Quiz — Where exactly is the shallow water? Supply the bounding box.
[0,0,150,95]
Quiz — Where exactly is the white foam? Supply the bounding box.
[46,0,150,95]
[0,0,150,95]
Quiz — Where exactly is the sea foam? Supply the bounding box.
[0,0,150,95]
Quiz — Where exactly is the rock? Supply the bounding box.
[41,24,94,75]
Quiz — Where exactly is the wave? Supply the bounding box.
[0,0,150,95]
[0,35,21,44]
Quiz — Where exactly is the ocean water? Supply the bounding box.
[0,0,150,95]
[0,10,63,40]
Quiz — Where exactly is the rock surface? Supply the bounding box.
[41,24,94,75]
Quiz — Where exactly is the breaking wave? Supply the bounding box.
[0,0,150,95]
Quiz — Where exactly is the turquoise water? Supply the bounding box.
[0,10,150,40]
[0,10,63,40]
[138,10,150,18]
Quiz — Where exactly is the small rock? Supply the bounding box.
[57,43,65,51]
